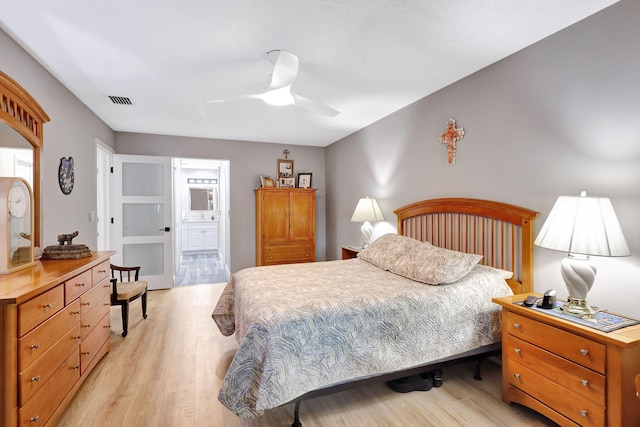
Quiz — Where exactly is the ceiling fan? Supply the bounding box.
[207,50,339,117]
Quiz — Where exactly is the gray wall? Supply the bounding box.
[0,30,115,250]
[326,0,640,317]
[115,132,326,272]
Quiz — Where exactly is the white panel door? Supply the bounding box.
[113,155,174,290]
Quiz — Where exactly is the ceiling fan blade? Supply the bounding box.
[293,93,339,117]
[267,50,298,90]
[205,95,258,104]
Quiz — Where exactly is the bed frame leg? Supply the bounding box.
[291,401,302,427]
[473,358,485,381]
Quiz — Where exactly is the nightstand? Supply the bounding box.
[341,245,362,260]
[493,294,640,426]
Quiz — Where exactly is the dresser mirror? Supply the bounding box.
[0,71,50,247]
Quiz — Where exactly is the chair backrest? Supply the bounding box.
[110,264,140,283]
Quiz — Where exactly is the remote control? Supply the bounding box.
[523,295,538,307]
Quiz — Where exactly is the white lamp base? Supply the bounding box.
[360,221,373,248]
[560,254,597,319]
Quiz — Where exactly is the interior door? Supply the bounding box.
[113,155,174,290]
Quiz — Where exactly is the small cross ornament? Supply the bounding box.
[439,118,465,165]
[282,149,290,159]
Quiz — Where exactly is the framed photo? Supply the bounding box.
[279,177,296,188]
[277,158,294,179]
[263,177,275,188]
[297,172,312,188]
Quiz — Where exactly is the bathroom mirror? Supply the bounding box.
[190,187,216,211]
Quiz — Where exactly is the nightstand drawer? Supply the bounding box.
[505,311,605,373]
[507,359,604,426]
[505,335,605,405]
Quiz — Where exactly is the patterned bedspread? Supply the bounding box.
[212,258,513,418]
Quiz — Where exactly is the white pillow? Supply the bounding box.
[357,233,424,270]
[388,243,483,285]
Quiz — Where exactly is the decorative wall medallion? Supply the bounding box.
[58,157,75,195]
[439,118,465,165]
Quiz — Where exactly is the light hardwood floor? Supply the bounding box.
[57,283,558,427]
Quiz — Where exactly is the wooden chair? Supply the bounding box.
[110,264,148,337]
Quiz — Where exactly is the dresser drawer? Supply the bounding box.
[19,323,80,405]
[505,335,605,406]
[80,294,110,339]
[80,311,110,374]
[19,299,81,371]
[507,359,604,426]
[19,350,80,426]
[262,241,314,263]
[18,285,65,337]
[92,259,110,286]
[65,269,93,304]
[505,311,605,373]
[80,278,110,317]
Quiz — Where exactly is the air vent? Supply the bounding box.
[108,95,134,105]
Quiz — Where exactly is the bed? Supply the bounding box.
[212,197,538,423]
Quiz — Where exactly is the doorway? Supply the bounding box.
[96,149,230,288]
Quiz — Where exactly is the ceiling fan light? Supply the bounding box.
[261,86,294,106]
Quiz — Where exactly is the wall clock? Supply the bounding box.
[0,177,35,274]
[58,156,75,195]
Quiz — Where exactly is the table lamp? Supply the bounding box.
[534,191,630,318]
[350,197,384,248]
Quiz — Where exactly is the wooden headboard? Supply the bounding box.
[394,198,538,294]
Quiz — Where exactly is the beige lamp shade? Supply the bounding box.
[351,197,384,247]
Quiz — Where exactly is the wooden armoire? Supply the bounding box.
[255,188,316,266]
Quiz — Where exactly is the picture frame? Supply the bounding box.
[263,177,275,188]
[279,177,296,188]
[277,158,294,179]
[297,172,312,189]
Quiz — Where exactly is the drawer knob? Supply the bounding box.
[76,282,86,287]
[82,351,91,356]
[74,335,81,340]
[513,323,521,329]
[580,349,589,356]
[42,303,52,309]
[30,343,40,350]
[513,373,521,379]
[580,410,588,417]
[29,416,40,423]
[31,375,41,382]
[82,323,91,328]
[581,379,589,387]
[98,269,106,273]
[72,311,80,315]
[81,302,91,306]
[72,365,80,370]
[514,348,521,354]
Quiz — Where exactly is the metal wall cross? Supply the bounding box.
[439,118,465,165]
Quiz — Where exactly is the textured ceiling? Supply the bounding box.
[0,0,619,146]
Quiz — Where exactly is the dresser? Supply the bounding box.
[0,251,113,427]
[255,188,316,266]
[493,294,640,427]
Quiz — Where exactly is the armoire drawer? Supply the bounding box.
[262,241,314,263]
[19,299,81,369]
[18,285,65,337]
[505,311,605,373]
